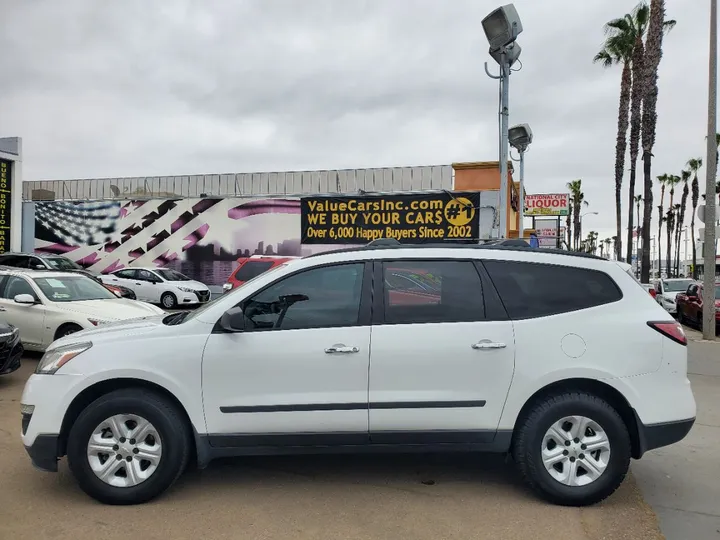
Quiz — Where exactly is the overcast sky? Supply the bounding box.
[0,0,713,242]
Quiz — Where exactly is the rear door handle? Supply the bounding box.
[325,345,359,354]
[472,341,507,350]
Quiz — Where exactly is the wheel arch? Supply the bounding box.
[59,378,199,463]
[54,322,85,341]
[510,378,642,459]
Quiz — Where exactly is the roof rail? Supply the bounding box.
[304,242,604,260]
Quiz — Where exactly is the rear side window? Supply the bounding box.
[234,261,275,282]
[382,260,485,324]
[483,260,622,319]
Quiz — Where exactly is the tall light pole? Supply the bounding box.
[509,123,533,239]
[703,0,717,340]
[483,4,523,239]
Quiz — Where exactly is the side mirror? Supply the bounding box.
[14,294,37,305]
[219,307,246,333]
[34,264,45,270]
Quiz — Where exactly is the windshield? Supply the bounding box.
[34,275,117,302]
[155,269,190,281]
[169,262,292,325]
[663,279,693,292]
[44,256,83,271]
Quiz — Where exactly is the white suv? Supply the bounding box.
[20,244,696,506]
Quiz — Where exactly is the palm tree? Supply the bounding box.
[567,179,588,250]
[656,173,668,275]
[604,238,612,258]
[675,170,690,277]
[595,13,636,261]
[634,194,643,266]
[666,205,678,277]
[639,0,674,282]
[663,174,681,276]
[686,158,703,278]
[566,201,573,249]
[612,235,619,259]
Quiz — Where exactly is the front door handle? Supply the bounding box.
[472,341,507,350]
[325,344,359,354]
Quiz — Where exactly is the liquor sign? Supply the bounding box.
[0,159,12,254]
[301,191,481,244]
[525,193,570,216]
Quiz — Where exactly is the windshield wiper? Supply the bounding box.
[163,312,188,326]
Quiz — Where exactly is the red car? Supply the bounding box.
[223,255,298,292]
[675,281,720,330]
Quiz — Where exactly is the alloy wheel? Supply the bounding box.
[86,414,163,488]
[541,415,611,487]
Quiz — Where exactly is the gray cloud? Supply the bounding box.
[0,0,711,242]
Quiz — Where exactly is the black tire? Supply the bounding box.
[55,323,83,340]
[160,292,177,309]
[512,392,631,506]
[67,388,191,505]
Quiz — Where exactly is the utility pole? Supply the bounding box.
[703,0,717,340]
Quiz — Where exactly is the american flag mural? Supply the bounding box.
[33,197,334,287]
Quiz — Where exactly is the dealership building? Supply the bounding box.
[4,135,531,288]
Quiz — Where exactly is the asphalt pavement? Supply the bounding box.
[0,358,664,540]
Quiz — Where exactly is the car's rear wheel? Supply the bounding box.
[67,388,191,505]
[512,392,631,506]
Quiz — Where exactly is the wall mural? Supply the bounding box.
[33,198,336,287]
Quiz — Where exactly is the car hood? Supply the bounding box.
[51,313,168,346]
[661,292,679,302]
[55,298,164,320]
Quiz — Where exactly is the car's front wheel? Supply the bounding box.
[67,388,191,505]
[161,292,177,309]
[512,392,631,506]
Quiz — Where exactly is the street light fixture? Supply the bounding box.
[483,4,523,240]
[509,123,532,239]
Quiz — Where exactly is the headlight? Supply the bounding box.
[36,342,92,375]
[178,286,194,293]
[222,283,232,292]
[88,318,110,326]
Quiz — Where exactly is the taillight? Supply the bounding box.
[647,321,687,346]
[649,289,657,298]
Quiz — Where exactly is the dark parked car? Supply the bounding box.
[0,322,23,376]
[0,252,136,300]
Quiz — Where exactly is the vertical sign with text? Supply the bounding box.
[0,159,12,254]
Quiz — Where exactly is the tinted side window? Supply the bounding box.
[234,261,275,282]
[137,270,159,282]
[0,255,21,267]
[382,260,484,324]
[1,276,38,300]
[484,260,622,319]
[114,270,136,279]
[242,263,364,331]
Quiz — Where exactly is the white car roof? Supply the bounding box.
[0,268,87,279]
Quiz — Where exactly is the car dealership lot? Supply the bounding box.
[0,357,666,540]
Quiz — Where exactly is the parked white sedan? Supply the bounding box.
[0,269,164,351]
[99,267,211,309]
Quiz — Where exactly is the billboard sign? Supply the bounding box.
[525,193,569,216]
[301,191,481,244]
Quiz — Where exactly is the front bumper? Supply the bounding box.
[24,434,61,472]
[635,416,695,458]
[178,290,211,304]
[0,341,23,375]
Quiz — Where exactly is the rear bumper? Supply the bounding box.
[635,417,695,458]
[24,434,61,472]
